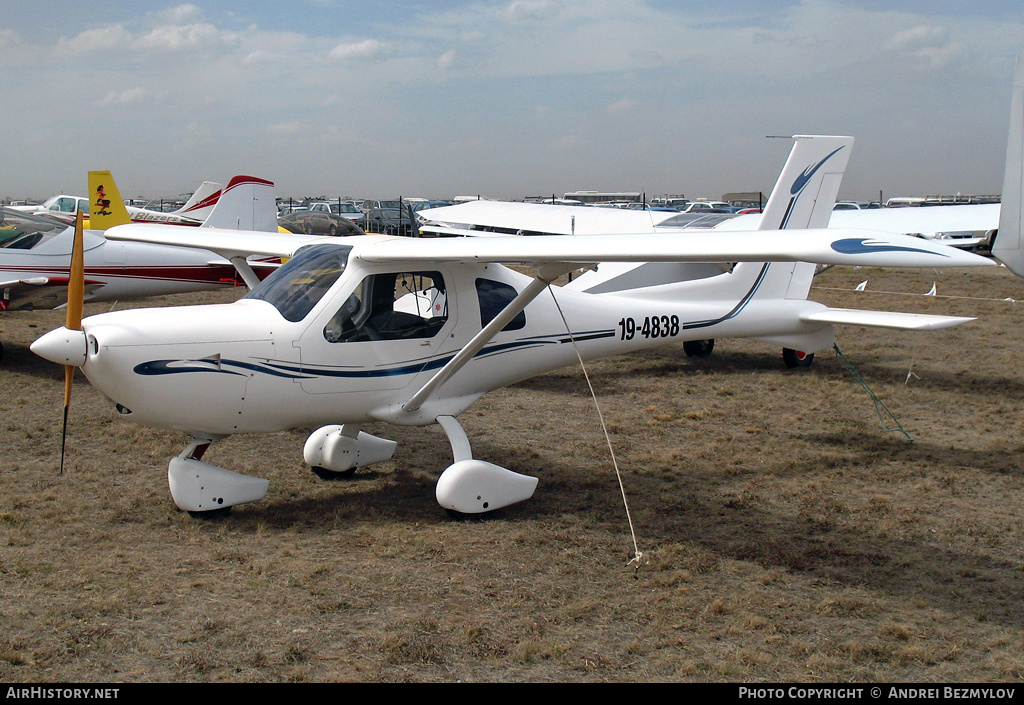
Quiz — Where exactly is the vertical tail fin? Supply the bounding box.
[171,181,223,223]
[757,135,853,231]
[993,57,1024,277]
[200,175,278,232]
[87,171,133,231]
[749,136,853,301]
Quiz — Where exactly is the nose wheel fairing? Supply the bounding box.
[167,438,269,513]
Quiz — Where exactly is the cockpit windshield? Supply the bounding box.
[244,242,352,322]
[0,207,68,249]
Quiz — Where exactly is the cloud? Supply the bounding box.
[134,22,233,52]
[268,121,307,135]
[887,24,962,70]
[502,1,559,23]
[607,98,636,115]
[56,25,133,54]
[159,3,204,25]
[438,49,457,70]
[94,87,153,107]
[328,38,387,60]
[0,29,20,49]
[5,0,1022,201]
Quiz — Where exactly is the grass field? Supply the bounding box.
[2,262,1024,682]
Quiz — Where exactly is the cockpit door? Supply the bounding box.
[296,268,459,394]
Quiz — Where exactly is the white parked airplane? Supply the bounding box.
[12,178,224,228]
[31,134,993,518]
[0,173,280,359]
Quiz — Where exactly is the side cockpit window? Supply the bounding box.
[476,278,525,331]
[324,271,448,342]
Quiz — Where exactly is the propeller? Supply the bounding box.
[59,210,86,474]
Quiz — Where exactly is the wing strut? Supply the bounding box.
[402,263,575,414]
[229,256,261,289]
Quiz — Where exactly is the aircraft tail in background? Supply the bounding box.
[993,57,1024,277]
[201,175,279,232]
[87,171,133,231]
[167,181,222,223]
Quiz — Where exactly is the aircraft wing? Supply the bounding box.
[106,223,993,269]
[418,200,669,236]
[104,223,338,260]
[357,228,993,269]
[0,277,105,311]
[421,198,1000,243]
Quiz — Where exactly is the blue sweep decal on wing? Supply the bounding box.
[830,237,950,258]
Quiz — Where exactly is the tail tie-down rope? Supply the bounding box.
[833,343,913,442]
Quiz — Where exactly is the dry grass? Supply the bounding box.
[2,263,1024,682]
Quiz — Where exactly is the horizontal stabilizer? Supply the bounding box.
[800,307,974,330]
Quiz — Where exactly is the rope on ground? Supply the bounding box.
[546,285,645,574]
[833,343,914,442]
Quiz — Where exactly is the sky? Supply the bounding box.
[2,0,1022,203]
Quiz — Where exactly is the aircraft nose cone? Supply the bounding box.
[31,326,88,367]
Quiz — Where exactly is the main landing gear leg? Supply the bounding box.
[167,435,269,517]
[434,415,538,516]
[303,424,397,479]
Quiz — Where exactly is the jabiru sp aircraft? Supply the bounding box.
[30,134,997,518]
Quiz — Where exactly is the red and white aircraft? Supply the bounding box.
[0,173,279,359]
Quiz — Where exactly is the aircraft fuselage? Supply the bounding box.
[73,248,830,436]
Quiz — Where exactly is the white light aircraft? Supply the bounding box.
[12,177,224,228]
[31,134,994,518]
[0,173,279,359]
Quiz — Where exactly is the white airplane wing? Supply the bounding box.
[105,223,336,259]
[0,277,105,311]
[357,228,992,269]
[422,188,998,244]
[712,204,1000,236]
[826,204,999,234]
[106,223,992,269]
[419,199,671,236]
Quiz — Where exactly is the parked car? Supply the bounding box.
[361,199,403,212]
[682,200,734,213]
[278,204,308,217]
[364,207,411,236]
[305,201,367,226]
[278,210,364,237]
